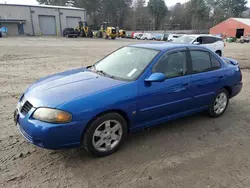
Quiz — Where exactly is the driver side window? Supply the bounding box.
[195,37,203,44]
[153,51,187,78]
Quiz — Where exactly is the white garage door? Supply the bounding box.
[39,15,56,35]
[66,17,81,28]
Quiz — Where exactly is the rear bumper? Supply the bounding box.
[16,107,88,150]
[230,82,243,98]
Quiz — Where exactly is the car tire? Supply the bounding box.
[83,113,128,157]
[208,89,229,118]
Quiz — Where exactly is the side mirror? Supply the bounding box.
[145,73,166,83]
[193,42,200,45]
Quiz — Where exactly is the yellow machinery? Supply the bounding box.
[76,21,93,37]
[96,22,117,39]
[118,29,126,38]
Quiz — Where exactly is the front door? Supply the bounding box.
[137,49,193,126]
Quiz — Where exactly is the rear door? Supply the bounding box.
[188,48,225,108]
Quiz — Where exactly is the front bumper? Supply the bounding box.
[15,105,88,149]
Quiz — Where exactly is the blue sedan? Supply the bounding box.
[14,43,243,157]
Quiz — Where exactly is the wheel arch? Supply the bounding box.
[223,86,232,97]
[81,109,130,139]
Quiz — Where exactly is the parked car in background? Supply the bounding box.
[133,33,143,39]
[236,35,250,43]
[173,34,225,56]
[15,43,242,157]
[140,33,164,40]
[161,34,182,42]
[243,35,250,43]
[140,33,151,40]
[151,33,163,41]
[63,28,78,38]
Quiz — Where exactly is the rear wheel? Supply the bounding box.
[83,113,128,157]
[208,89,229,117]
[111,37,116,40]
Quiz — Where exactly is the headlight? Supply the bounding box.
[33,108,72,123]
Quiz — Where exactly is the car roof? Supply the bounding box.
[129,42,200,51]
[182,34,222,39]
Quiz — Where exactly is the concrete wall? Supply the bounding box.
[210,18,250,37]
[1,23,18,35]
[0,4,85,36]
[60,9,85,31]
[0,5,33,35]
[31,7,61,35]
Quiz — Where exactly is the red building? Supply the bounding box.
[210,18,250,38]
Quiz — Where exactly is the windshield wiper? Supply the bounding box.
[96,70,114,78]
[88,65,114,79]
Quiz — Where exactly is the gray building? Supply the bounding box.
[0,4,86,36]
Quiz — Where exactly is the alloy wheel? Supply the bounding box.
[214,92,228,115]
[92,120,123,152]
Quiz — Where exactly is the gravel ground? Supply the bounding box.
[0,37,250,188]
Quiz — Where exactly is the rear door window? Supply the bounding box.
[190,50,221,73]
[190,51,212,73]
[211,55,221,69]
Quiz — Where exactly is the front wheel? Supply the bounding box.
[82,113,128,157]
[208,89,229,117]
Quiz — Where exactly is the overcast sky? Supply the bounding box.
[1,0,250,7]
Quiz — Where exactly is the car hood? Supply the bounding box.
[25,68,126,108]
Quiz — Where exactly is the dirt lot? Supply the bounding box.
[0,37,250,188]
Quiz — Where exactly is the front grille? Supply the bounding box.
[20,101,33,115]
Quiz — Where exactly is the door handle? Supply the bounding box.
[218,76,224,79]
[182,83,189,86]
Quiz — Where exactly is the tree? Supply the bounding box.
[205,0,248,28]
[185,0,210,29]
[134,0,151,30]
[222,0,248,17]
[170,3,187,29]
[148,0,167,30]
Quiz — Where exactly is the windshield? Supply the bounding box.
[94,47,159,81]
[173,35,196,44]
